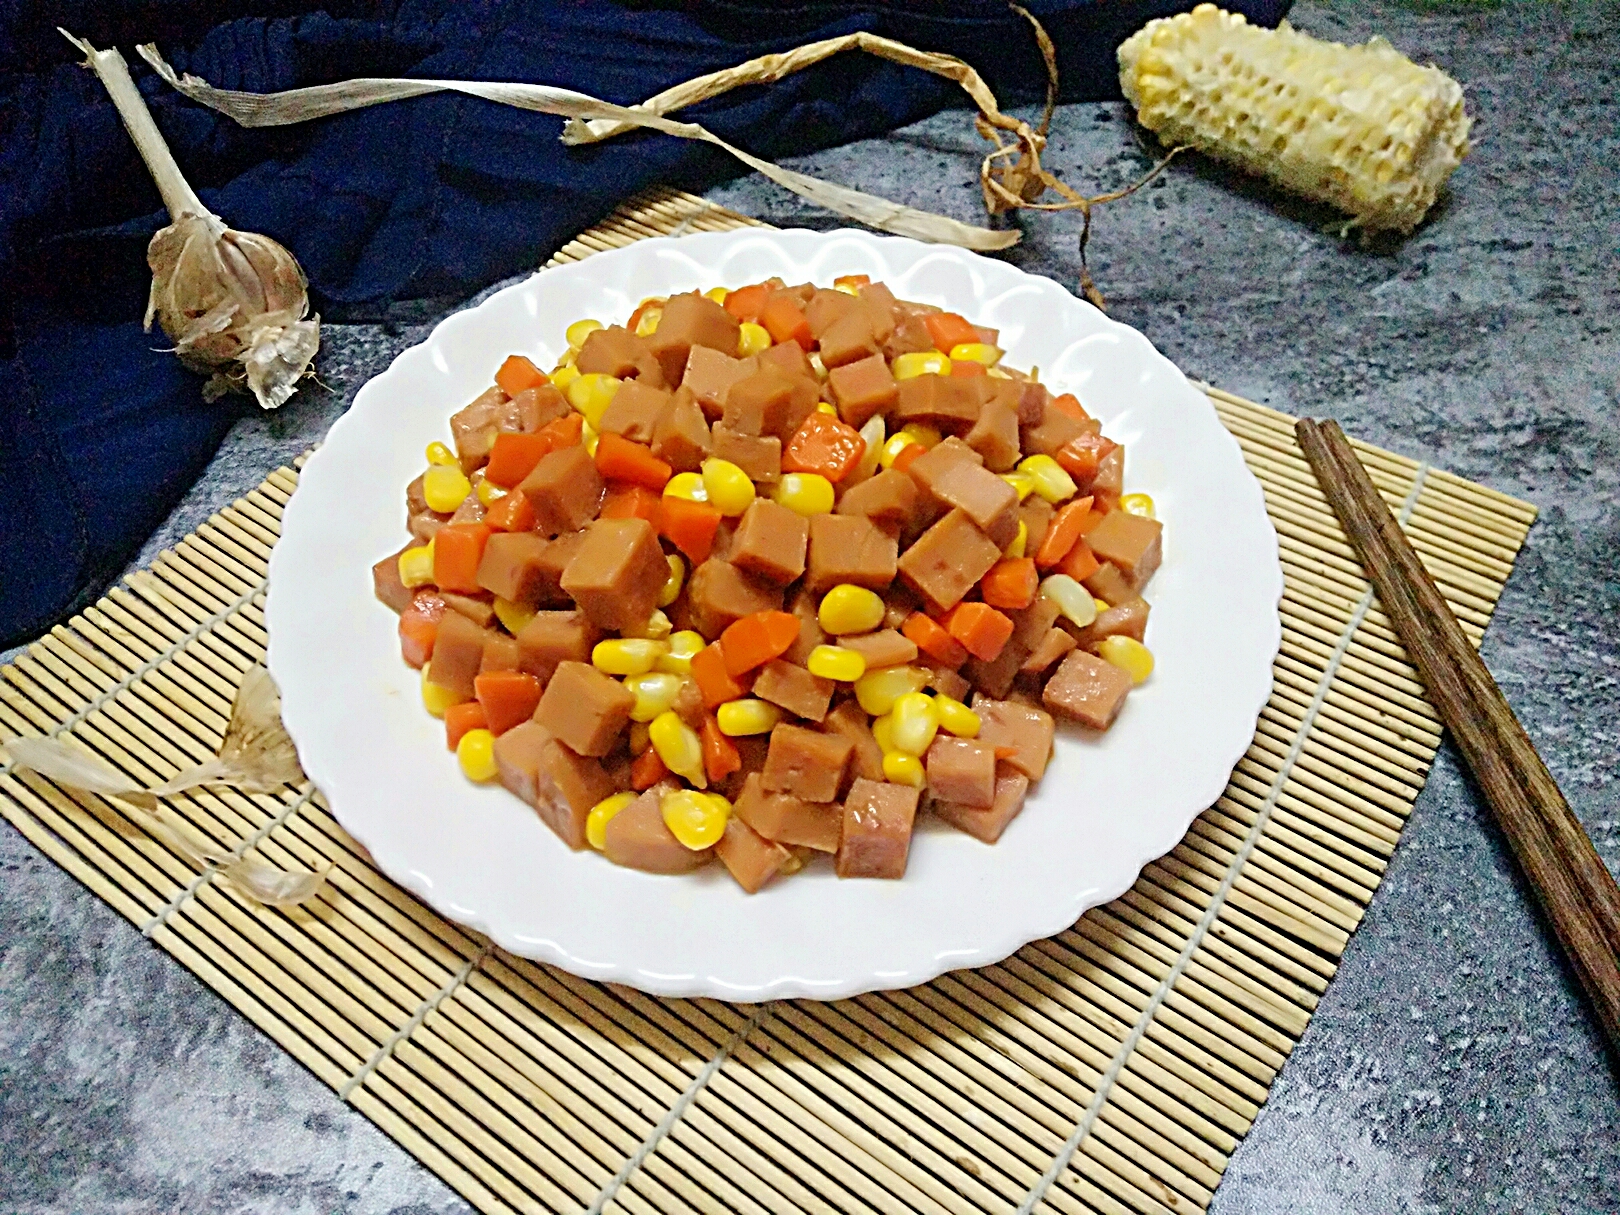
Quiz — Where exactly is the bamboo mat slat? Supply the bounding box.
[0,189,1537,1215]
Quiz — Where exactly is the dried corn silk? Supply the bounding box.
[1118,4,1470,232]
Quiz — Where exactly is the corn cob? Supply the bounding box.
[1118,5,1469,232]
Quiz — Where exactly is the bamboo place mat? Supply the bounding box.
[0,190,1538,1215]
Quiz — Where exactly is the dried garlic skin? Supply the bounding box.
[1118,4,1470,232]
[146,212,320,409]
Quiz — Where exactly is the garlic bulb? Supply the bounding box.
[65,31,319,409]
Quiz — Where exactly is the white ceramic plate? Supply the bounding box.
[268,229,1281,1001]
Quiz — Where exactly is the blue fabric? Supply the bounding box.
[0,0,1289,647]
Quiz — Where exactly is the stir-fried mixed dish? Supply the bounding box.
[373,277,1162,892]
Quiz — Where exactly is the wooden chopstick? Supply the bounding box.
[1297,418,1620,1055]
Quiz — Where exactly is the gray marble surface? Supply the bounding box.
[4,1,1617,1211]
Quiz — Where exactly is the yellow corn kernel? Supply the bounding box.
[1005,518,1028,558]
[1094,597,1111,613]
[397,542,435,588]
[421,672,467,717]
[892,351,951,380]
[629,721,652,754]
[852,415,885,481]
[585,790,636,850]
[659,553,686,607]
[818,584,885,636]
[934,695,981,739]
[854,665,928,716]
[422,463,472,513]
[1120,493,1156,519]
[1001,471,1036,501]
[1018,454,1079,503]
[716,699,782,737]
[550,362,581,392]
[662,788,728,850]
[737,321,771,357]
[625,672,685,722]
[581,419,600,457]
[634,302,663,337]
[657,630,706,675]
[649,710,706,787]
[898,423,942,449]
[493,597,535,637]
[456,728,498,782]
[870,712,896,753]
[772,472,835,517]
[948,342,1002,366]
[833,280,861,296]
[701,458,755,517]
[816,401,839,416]
[889,692,940,757]
[475,477,504,506]
[620,608,672,641]
[882,751,925,788]
[565,318,603,348]
[1040,574,1098,629]
[566,372,622,428]
[806,645,867,682]
[878,432,918,469]
[1097,635,1154,685]
[663,471,708,502]
[808,353,828,381]
[592,638,667,676]
[425,440,456,466]
[704,286,729,305]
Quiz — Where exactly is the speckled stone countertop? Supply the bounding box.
[3,1,1616,1211]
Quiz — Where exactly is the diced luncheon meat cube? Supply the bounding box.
[834,468,918,530]
[442,592,496,628]
[807,514,898,593]
[729,499,809,584]
[711,424,781,483]
[494,721,619,850]
[782,585,828,667]
[805,287,858,338]
[1015,380,1049,426]
[892,374,981,429]
[448,386,509,472]
[650,387,712,472]
[907,444,1019,545]
[964,399,1021,471]
[533,661,635,756]
[837,778,919,879]
[883,312,936,359]
[597,378,670,444]
[1085,509,1163,593]
[826,353,898,427]
[528,531,587,608]
[921,661,972,703]
[964,593,1060,698]
[924,736,996,809]
[603,785,713,873]
[681,346,756,417]
[373,546,414,613]
[506,385,572,434]
[515,610,598,682]
[1020,626,1078,675]
[1072,597,1151,649]
[932,767,1029,844]
[757,340,815,380]
[762,723,852,803]
[898,509,1001,611]
[576,325,666,387]
[723,366,817,440]
[817,309,881,369]
[1093,446,1125,502]
[561,517,668,632]
[427,610,494,698]
[820,699,886,783]
[972,697,1056,780]
[733,772,841,852]
[752,659,834,723]
[1019,497,1054,558]
[1019,408,1087,456]
[648,292,741,385]
[1082,561,1135,606]
[857,281,899,338]
[479,633,522,674]
[687,559,784,639]
[475,532,551,606]
[713,815,793,893]
[836,629,917,670]
[518,444,606,536]
[1043,648,1133,730]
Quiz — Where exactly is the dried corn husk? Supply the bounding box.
[64,31,319,408]
[4,666,325,907]
[135,43,1017,252]
[1118,5,1470,232]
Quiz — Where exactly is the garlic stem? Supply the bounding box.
[61,30,209,221]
